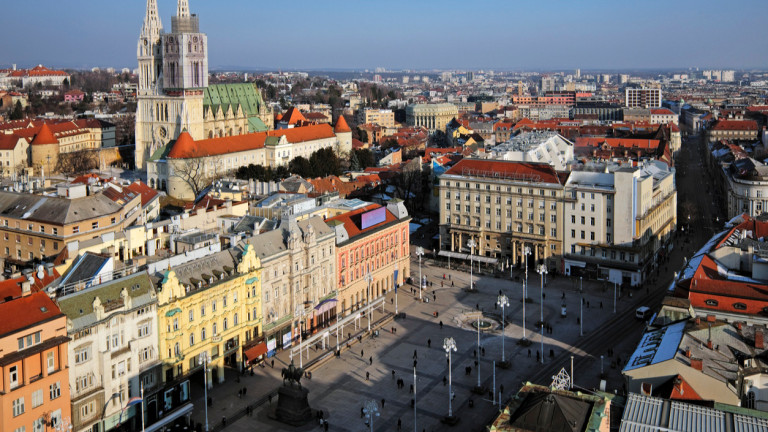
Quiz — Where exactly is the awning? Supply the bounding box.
[244,343,268,362]
[314,298,337,315]
[165,308,182,317]
[438,250,498,265]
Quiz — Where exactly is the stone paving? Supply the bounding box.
[178,250,652,432]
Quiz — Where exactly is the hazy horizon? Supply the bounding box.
[1,0,766,71]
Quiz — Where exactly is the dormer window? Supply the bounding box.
[705,299,718,307]
[733,303,747,311]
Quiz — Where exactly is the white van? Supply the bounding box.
[635,306,651,320]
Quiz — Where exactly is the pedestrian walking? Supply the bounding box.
[392,370,396,379]
[433,294,436,301]
[427,338,431,348]
[271,359,274,368]
[528,348,531,358]
[366,371,370,380]
[443,376,447,386]
[369,356,373,365]
[361,349,364,358]
[482,347,486,356]
[324,421,329,431]
[413,349,418,359]
[269,394,273,405]
[410,384,414,393]
[361,407,364,418]
[398,418,402,431]
[381,398,386,408]
[600,301,603,309]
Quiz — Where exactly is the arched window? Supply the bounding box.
[201,327,207,340]
[212,323,218,335]
[223,318,228,330]
[189,333,195,346]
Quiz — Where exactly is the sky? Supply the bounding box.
[1,0,766,71]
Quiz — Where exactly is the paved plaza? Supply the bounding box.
[180,246,670,432]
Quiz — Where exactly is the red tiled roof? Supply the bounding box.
[444,159,564,185]
[575,137,661,150]
[334,115,351,133]
[167,131,199,158]
[667,375,703,401]
[325,203,400,239]
[30,122,58,145]
[650,108,676,115]
[280,107,307,125]
[0,134,23,150]
[0,291,63,337]
[711,119,758,131]
[124,180,159,206]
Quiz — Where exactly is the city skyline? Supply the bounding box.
[0,0,767,71]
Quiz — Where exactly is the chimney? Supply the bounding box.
[756,329,764,350]
[690,358,703,371]
[21,280,31,297]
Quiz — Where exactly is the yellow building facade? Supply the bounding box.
[156,245,262,387]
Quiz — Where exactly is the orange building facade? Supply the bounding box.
[327,202,411,315]
[0,281,71,432]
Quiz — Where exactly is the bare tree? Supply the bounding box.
[170,156,222,198]
[55,150,98,176]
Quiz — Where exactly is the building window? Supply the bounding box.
[73,226,79,234]
[12,397,24,417]
[581,231,585,239]
[705,299,718,306]
[733,303,747,310]
[31,389,43,408]
[9,365,18,388]
[47,352,55,373]
[201,327,207,340]
[49,382,61,400]
[189,310,194,322]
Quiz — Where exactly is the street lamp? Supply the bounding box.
[395,265,399,316]
[579,277,583,337]
[467,239,477,291]
[522,246,531,341]
[443,337,457,419]
[363,400,380,432]
[497,294,509,365]
[416,247,424,301]
[365,270,373,332]
[537,264,547,364]
[199,351,210,432]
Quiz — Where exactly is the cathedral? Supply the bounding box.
[135,0,272,169]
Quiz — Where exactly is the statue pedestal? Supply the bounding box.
[274,385,312,426]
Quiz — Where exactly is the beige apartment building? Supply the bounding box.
[357,108,395,128]
[0,190,141,269]
[438,159,568,271]
[406,103,458,133]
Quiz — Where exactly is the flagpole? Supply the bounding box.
[141,382,146,432]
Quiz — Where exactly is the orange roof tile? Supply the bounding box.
[0,291,63,337]
[711,119,758,131]
[30,122,58,145]
[325,203,400,239]
[334,115,351,133]
[280,107,307,125]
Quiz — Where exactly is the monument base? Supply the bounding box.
[272,385,313,426]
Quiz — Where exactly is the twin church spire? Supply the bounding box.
[142,0,192,35]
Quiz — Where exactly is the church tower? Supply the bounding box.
[135,0,207,170]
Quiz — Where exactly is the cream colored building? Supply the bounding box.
[406,103,458,133]
[438,158,567,271]
[563,161,677,286]
[57,272,161,432]
[357,108,395,128]
[240,216,336,353]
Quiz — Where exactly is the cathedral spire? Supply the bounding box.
[141,0,163,37]
[177,0,191,18]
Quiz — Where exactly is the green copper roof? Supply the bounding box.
[204,83,268,132]
[149,142,172,162]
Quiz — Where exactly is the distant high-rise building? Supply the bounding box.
[601,74,611,84]
[540,76,556,93]
[619,74,630,84]
[624,87,662,108]
[575,68,581,79]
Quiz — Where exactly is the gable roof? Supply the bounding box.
[0,191,124,225]
[0,291,64,337]
[280,107,307,125]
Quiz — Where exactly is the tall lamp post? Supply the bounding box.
[199,352,210,432]
[497,294,509,367]
[365,270,373,332]
[395,266,399,316]
[579,277,583,337]
[537,264,547,364]
[416,247,424,301]
[522,246,531,341]
[363,400,380,432]
[443,337,457,420]
[467,239,477,291]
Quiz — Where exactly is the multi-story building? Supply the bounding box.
[0,190,142,271]
[438,159,567,271]
[563,161,677,286]
[240,215,334,356]
[325,201,411,316]
[0,65,70,88]
[0,276,71,432]
[406,103,458,133]
[624,87,662,108]
[57,272,161,432]
[153,245,262,400]
[357,108,395,128]
[707,119,758,143]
